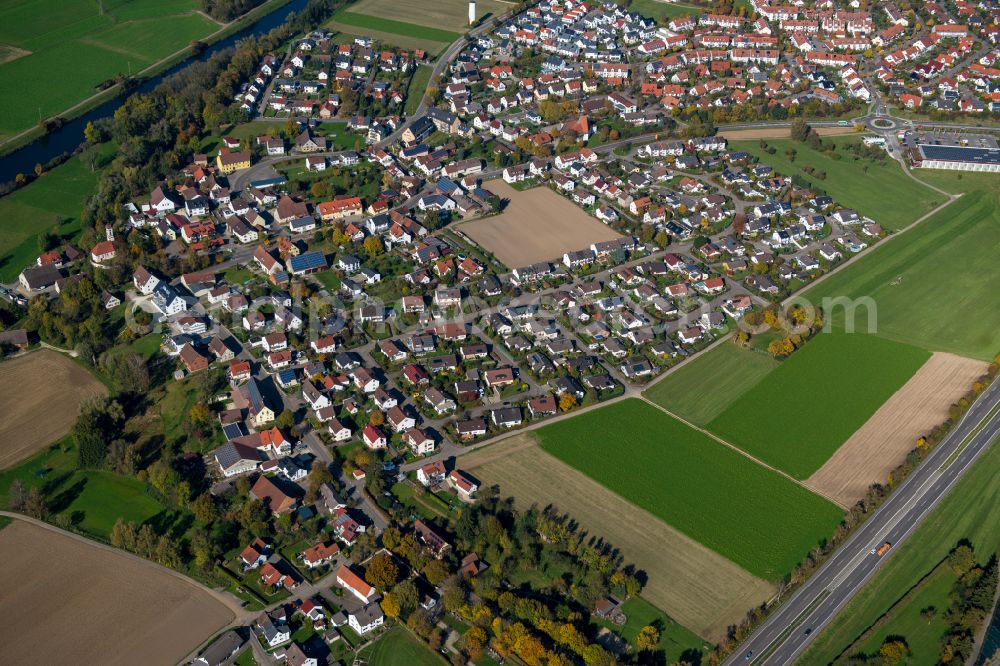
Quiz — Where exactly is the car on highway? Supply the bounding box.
[744,651,752,661]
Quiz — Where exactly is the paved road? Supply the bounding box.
[724,380,1000,665]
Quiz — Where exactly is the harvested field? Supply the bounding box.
[717,126,858,140]
[463,434,776,641]
[0,350,106,469]
[806,352,987,506]
[0,518,234,665]
[460,180,622,267]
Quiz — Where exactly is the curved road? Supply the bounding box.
[724,380,1000,665]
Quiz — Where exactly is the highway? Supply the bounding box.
[725,380,1000,665]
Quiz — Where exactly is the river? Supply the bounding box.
[0,0,309,185]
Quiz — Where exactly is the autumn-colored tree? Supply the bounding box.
[464,625,488,658]
[365,552,400,589]
[363,235,384,258]
[424,559,450,585]
[635,625,660,652]
[380,592,401,618]
[369,410,384,427]
[559,393,576,412]
[189,403,211,429]
[878,639,909,665]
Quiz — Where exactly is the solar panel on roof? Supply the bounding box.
[222,422,246,440]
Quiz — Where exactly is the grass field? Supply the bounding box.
[535,399,844,580]
[802,432,1000,663]
[332,11,462,43]
[58,470,168,537]
[405,65,432,116]
[707,333,930,480]
[643,342,780,425]
[343,0,510,32]
[0,141,116,281]
[730,137,947,230]
[359,625,445,666]
[0,0,218,138]
[627,0,702,23]
[328,27,447,57]
[463,433,775,641]
[801,189,1000,361]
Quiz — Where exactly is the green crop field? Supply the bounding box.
[0,0,217,138]
[332,11,462,43]
[0,142,116,281]
[343,0,510,33]
[536,399,843,580]
[730,137,947,230]
[359,626,445,666]
[643,343,780,425]
[803,435,1000,663]
[802,189,1000,361]
[708,333,929,479]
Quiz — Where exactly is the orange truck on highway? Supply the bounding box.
[871,542,892,556]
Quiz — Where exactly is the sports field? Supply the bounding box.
[643,342,780,425]
[463,433,775,641]
[460,180,623,267]
[803,432,1000,663]
[802,189,1000,361]
[0,350,106,470]
[730,137,947,230]
[0,518,234,666]
[0,142,115,281]
[0,0,218,138]
[707,333,930,480]
[343,0,510,33]
[535,399,844,580]
[328,26,448,56]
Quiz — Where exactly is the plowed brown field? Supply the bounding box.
[806,352,987,506]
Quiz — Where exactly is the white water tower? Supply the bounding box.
[469,0,476,25]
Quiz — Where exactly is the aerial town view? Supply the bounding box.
[0,0,998,664]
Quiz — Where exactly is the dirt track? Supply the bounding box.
[460,180,622,268]
[0,519,234,666]
[806,352,987,506]
[464,434,774,642]
[0,350,106,469]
